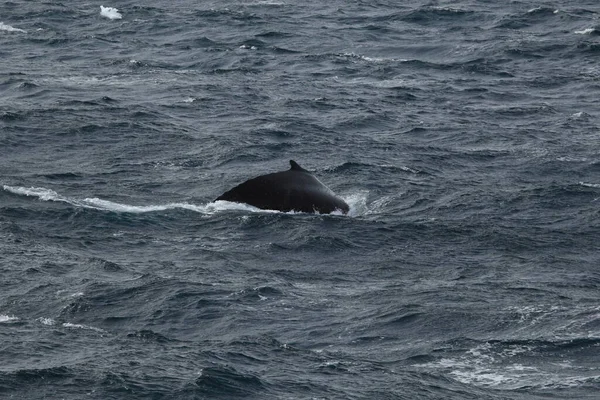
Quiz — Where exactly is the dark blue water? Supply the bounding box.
[1,1,599,398]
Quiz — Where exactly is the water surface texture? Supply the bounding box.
[1,1,599,399]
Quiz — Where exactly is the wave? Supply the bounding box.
[494,7,560,29]
[190,365,266,397]
[401,6,476,24]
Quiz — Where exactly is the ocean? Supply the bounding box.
[1,1,599,398]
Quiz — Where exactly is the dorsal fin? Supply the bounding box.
[289,160,307,172]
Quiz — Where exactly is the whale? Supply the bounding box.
[215,160,349,214]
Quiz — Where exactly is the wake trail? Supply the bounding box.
[1,185,252,215]
[2,185,368,216]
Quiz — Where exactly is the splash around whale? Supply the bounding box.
[215,160,349,214]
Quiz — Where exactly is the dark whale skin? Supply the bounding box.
[215,160,349,214]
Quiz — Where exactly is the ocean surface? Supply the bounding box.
[1,1,599,398]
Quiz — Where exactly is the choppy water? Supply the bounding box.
[1,1,600,399]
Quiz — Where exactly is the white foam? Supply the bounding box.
[553,374,600,389]
[450,369,525,388]
[246,0,285,5]
[557,156,588,162]
[526,7,558,14]
[212,200,280,214]
[0,22,26,33]
[448,364,600,390]
[37,317,56,326]
[418,352,541,389]
[0,314,18,323]
[62,322,104,332]
[343,191,369,217]
[100,6,122,20]
[391,165,419,174]
[3,185,62,201]
[83,198,261,214]
[418,326,600,390]
[575,28,595,35]
[580,182,600,188]
[342,52,388,63]
[83,197,184,213]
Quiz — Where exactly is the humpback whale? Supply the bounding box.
[215,160,349,214]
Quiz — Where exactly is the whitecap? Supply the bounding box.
[342,52,387,63]
[556,156,588,162]
[0,314,18,323]
[246,1,285,6]
[37,317,56,326]
[579,182,600,188]
[100,5,123,20]
[399,166,420,174]
[62,322,104,333]
[574,28,595,35]
[0,22,26,33]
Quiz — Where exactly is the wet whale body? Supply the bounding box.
[216,160,349,214]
